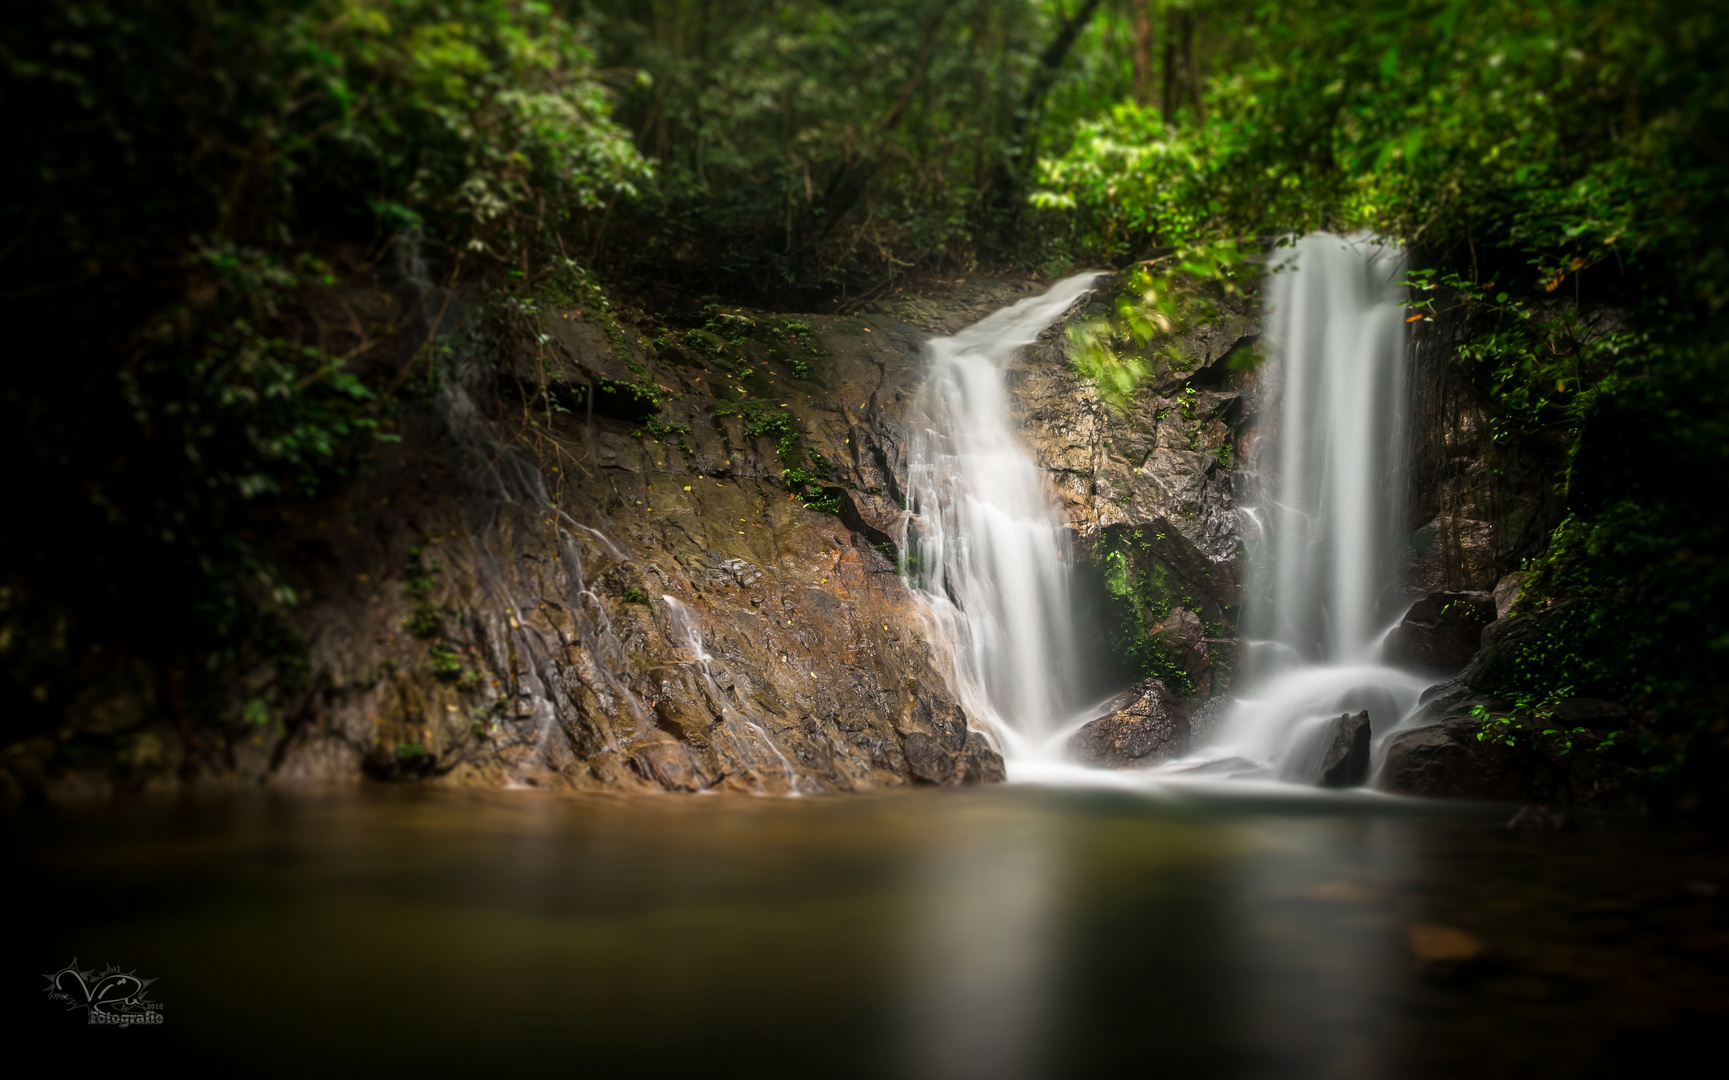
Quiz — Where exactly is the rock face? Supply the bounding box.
[259,280,1051,795]
[1549,698,1630,729]
[1383,591,1497,673]
[1492,572,1530,619]
[1067,679,1190,768]
[1403,305,1571,599]
[6,267,1278,802]
[1319,710,1372,788]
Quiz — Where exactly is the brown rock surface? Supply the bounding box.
[1067,678,1190,768]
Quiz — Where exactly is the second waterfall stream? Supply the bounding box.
[903,234,1427,789]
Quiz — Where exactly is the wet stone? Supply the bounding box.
[1383,590,1497,673]
[1067,678,1190,768]
[1319,710,1372,788]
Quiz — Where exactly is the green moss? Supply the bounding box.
[1093,529,1195,698]
[402,546,440,639]
[429,642,474,685]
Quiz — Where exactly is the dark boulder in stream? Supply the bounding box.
[1067,679,1190,768]
[1378,682,1643,807]
[1383,591,1497,673]
[1319,710,1372,788]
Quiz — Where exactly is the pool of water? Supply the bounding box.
[7,786,1725,1077]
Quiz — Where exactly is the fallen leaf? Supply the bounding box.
[1405,924,1483,962]
[1296,880,1381,904]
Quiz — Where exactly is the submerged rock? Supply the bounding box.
[1319,710,1372,788]
[1383,591,1497,673]
[1067,678,1190,768]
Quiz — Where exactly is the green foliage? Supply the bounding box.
[1066,246,1254,407]
[1033,0,1729,803]
[783,468,842,514]
[1034,0,1728,303]
[621,587,652,605]
[713,399,802,462]
[589,0,1123,291]
[1,0,647,738]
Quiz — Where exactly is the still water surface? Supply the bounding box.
[8,787,1724,1077]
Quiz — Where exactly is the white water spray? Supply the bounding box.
[903,274,1105,762]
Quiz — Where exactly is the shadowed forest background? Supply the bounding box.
[3,0,1726,805]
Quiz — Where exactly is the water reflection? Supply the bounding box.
[5,788,1723,1077]
[905,804,1064,1079]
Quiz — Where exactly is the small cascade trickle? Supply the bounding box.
[430,288,651,779]
[661,596,801,795]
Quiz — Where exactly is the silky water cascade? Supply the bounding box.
[904,234,1429,788]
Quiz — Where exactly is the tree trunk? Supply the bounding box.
[1132,1,1154,106]
[1161,5,1179,121]
[1185,7,1205,123]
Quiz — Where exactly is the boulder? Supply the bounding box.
[1319,710,1372,788]
[1378,682,1643,807]
[1383,591,1497,673]
[1067,678,1190,768]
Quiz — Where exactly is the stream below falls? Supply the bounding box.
[8,788,1725,1077]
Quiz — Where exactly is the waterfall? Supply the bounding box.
[903,274,1105,760]
[1250,233,1410,665]
[907,238,1428,787]
[1210,233,1428,781]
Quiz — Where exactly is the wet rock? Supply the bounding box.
[1492,571,1531,619]
[1152,607,1213,689]
[1383,591,1496,673]
[1459,609,1548,693]
[903,732,955,784]
[1401,516,1499,596]
[1005,278,1259,699]
[629,738,715,792]
[1319,710,1372,788]
[1067,678,1190,768]
[1378,682,1643,807]
[1378,683,1530,801]
[232,277,1057,797]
